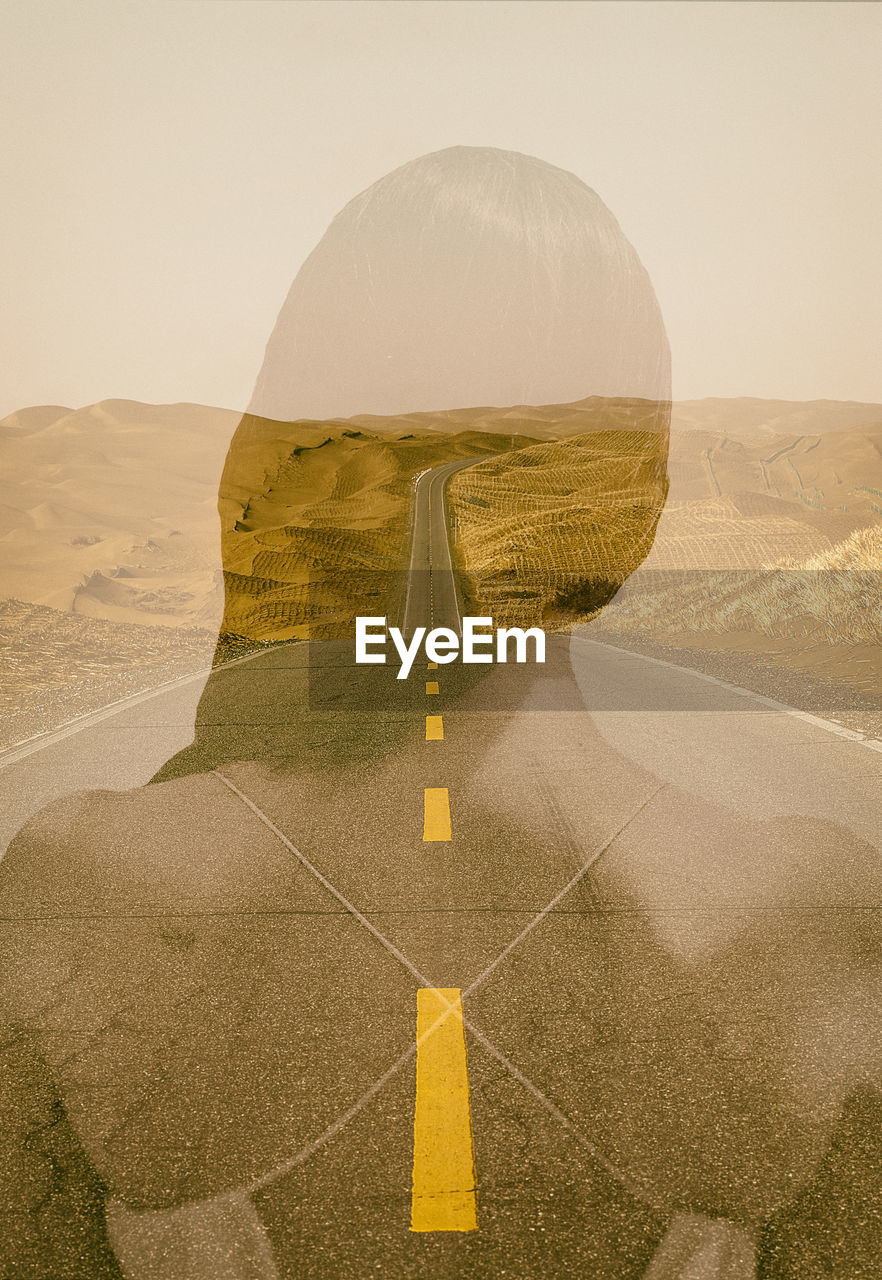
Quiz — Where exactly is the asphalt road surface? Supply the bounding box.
[401,455,477,636]
[1,458,881,1279]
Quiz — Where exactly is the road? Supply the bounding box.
[1,457,881,1278]
[401,455,477,635]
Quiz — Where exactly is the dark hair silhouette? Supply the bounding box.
[250,145,670,420]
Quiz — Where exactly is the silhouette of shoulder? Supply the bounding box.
[0,772,310,921]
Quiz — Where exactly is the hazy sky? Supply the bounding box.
[2,0,880,418]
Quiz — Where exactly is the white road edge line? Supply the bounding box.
[442,471,464,636]
[13,509,872,765]
[0,640,304,771]
[573,633,882,754]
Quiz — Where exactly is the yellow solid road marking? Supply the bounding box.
[423,788,451,841]
[411,988,478,1233]
[425,715,444,741]
[426,681,440,695]
[427,661,438,670]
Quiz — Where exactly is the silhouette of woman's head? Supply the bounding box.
[222,146,669,637]
[155,146,670,778]
[249,145,670,421]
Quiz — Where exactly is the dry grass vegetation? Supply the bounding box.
[602,525,882,646]
[601,431,882,654]
[447,415,669,627]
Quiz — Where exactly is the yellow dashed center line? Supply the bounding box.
[411,988,478,1233]
[423,788,451,841]
[410,525,474,1230]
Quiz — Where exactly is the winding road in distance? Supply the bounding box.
[1,455,880,1277]
[401,454,477,636]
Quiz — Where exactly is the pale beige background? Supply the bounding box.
[1,0,880,418]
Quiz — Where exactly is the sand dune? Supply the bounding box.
[667,426,882,507]
[669,397,882,437]
[447,423,669,627]
[0,405,74,436]
[449,423,881,579]
[0,398,533,637]
[351,395,669,442]
[646,427,882,570]
[0,399,239,626]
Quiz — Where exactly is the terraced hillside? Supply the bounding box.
[447,423,670,628]
[667,427,882,516]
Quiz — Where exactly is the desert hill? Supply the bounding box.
[447,416,881,706]
[0,405,75,436]
[648,426,882,572]
[591,516,882,712]
[350,395,666,441]
[3,394,880,632]
[447,426,669,626]
[669,397,882,437]
[0,399,527,738]
[447,405,882,689]
[666,426,882,508]
[349,395,882,443]
[0,399,241,626]
[449,422,882,580]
